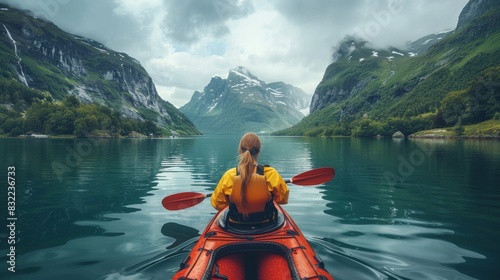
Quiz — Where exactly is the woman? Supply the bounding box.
[210,133,289,223]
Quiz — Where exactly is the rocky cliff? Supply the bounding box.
[0,5,200,135]
[456,0,499,30]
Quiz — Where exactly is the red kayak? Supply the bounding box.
[172,202,334,280]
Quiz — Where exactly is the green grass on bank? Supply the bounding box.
[411,119,500,138]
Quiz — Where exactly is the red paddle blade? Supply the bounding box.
[290,167,335,186]
[162,192,207,210]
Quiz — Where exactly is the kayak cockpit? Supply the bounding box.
[217,208,285,235]
[202,242,301,280]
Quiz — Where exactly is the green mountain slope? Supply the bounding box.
[275,0,500,137]
[0,5,200,136]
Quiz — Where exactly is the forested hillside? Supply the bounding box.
[0,80,183,136]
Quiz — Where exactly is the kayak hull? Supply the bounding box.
[172,202,333,280]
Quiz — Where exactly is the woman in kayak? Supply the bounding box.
[211,132,289,224]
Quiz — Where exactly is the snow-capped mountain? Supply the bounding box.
[180,66,311,134]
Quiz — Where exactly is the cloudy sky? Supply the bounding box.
[1,0,469,108]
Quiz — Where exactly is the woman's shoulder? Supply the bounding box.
[262,165,279,174]
[262,165,286,184]
[218,168,237,184]
[223,167,237,176]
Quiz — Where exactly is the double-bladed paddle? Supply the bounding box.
[162,167,335,211]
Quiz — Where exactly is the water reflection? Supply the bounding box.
[3,139,166,254]
[161,222,199,249]
[310,137,497,280]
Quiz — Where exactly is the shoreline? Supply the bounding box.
[408,134,500,140]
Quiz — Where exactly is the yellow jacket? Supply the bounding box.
[211,166,289,211]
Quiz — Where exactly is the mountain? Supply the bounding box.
[179,66,311,134]
[276,0,500,137]
[457,0,498,30]
[406,29,453,55]
[0,5,200,136]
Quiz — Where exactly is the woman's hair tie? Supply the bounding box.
[241,147,259,156]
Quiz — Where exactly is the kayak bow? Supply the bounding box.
[172,202,334,280]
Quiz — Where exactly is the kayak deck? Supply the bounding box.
[172,203,334,280]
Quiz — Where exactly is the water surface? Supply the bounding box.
[1,136,499,279]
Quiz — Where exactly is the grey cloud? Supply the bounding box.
[272,0,468,48]
[272,0,365,25]
[162,0,254,45]
[0,0,144,52]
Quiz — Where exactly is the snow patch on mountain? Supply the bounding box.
[230,68,263,87]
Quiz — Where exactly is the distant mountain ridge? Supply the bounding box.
[276,0,500,137]
[0,5,200,135]
[180,66,311,134]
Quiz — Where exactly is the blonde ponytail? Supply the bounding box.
[237,133,261,210]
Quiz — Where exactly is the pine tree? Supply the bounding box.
[454,116,465,136]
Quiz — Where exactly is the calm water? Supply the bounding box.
[1,136,499,280]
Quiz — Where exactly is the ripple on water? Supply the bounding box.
[315,220,485,280]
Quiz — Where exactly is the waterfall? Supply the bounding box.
[120,63,131,93]
[3,24,29,87]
